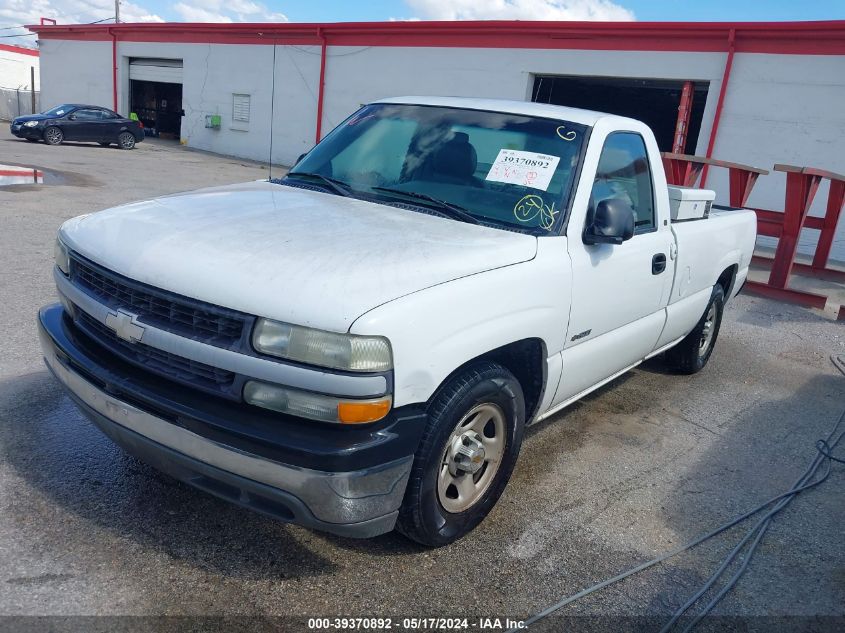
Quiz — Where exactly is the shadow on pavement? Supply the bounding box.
[0,370,348,580]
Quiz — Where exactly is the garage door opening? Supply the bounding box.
[129,58,183,140]
[531,75,709,153]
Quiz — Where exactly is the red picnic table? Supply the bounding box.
[662,154,845,313]
[661,152,769,208]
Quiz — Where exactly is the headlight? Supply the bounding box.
[252,318,392,372]
[54,237,70,275]
[24,120,40,127]
[244,380,392,424]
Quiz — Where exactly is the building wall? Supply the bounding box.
[703,52,845,258]
[39,39,109,107]
[0,45,40,91]
[34,36,845,260]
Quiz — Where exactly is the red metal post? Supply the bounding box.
[110,29,118,112]
[672,81,694,154]
[701,28,736,187]
[768,171,822,288]
[315,28,328,144]
[811,178,845,271]
[727,168,760,207]
[662,156,704,187]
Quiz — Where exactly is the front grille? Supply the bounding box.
[77,311,237,395]
[71,255,249,349]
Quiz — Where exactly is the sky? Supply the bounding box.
[2,0,844,47]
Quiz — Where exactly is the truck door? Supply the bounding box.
[554,130,673,404]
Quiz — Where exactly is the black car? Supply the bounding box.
[10,104,145,149]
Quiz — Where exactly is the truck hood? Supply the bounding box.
[60,180,537,332]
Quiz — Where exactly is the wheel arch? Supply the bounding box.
[427,338,547,423]
[716,264,738,300]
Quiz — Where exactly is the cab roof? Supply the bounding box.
[373,95,638,128]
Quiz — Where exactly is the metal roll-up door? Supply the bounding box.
[129,59,183,84]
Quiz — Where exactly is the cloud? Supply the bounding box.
[406,0,635,21]
[0,0,162,47]
[172,0,289,23]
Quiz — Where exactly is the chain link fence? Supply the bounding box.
[0,88,41,121]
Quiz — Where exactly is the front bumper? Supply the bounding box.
[10,123,40,139]
[38,305,422,538]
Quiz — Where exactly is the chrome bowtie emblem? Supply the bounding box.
[104,309,145,343]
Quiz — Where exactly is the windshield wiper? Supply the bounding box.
[285,172,352,197]
[371,186,480,225]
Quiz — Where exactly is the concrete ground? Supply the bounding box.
[0,128,843,631]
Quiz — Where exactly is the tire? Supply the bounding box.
[98,142,111,147]
[665,284,725,374]
[397,361,525,547]
[117,132,136,150]
[43,126,63,146]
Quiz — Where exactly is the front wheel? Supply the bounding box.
[397,362,525,547]
[43,126,63,145]
[665,284,725,374]
[117,132,136,150]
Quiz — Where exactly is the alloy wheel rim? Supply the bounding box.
[699,303,717,355]
[437,403,506,514]
[46,128,61,143]
[120,134,134,148]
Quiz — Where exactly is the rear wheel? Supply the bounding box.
[117,132,136,150]
[43,126,63,146]
[665,284,725,374]
[397,362,525,547]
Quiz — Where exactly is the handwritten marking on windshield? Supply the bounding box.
[514,194,558,231]
[556,126,577,141]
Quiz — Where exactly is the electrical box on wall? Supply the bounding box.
[205,114,221,129]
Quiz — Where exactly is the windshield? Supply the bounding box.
[287,103,587,233]
[42,104,74,117]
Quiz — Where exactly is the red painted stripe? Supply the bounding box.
[0,43,39,56]
[25,20,845,56]
[0,169,43,176]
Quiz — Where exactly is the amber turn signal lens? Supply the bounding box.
[337,398,392,424]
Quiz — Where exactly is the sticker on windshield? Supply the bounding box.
[485,149,560,192]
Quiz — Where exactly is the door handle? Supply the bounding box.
[652,253,667,275]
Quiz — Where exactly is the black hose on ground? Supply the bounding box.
[510,356,845,633]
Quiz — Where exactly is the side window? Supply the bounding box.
[590,133,655,232]
[73,109,102,121]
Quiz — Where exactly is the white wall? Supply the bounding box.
[319,46,726,159]
[39,39,110,109]
[37,38,845,260]
[704,52,845,261]
[0,47,39,91]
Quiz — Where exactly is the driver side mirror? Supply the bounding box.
[583,198,635,246]
[67,114,76,120]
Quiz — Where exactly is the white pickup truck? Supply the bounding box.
[39,97,756,546]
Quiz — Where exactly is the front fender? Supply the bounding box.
[349,237,571,407]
